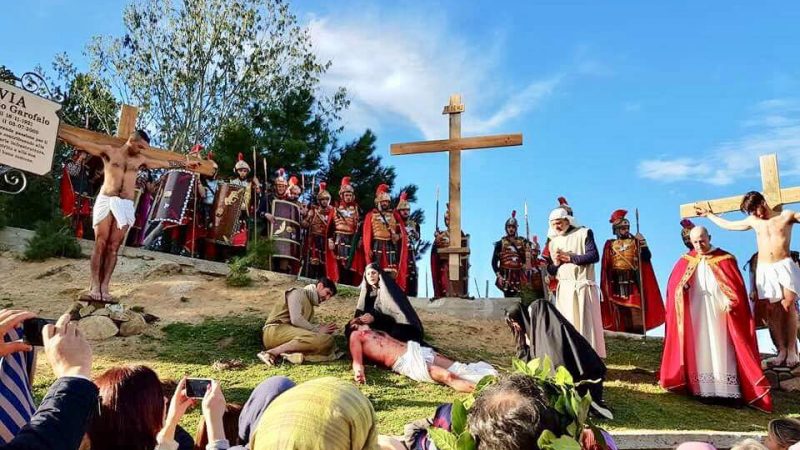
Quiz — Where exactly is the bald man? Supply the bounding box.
[659,226,772,411]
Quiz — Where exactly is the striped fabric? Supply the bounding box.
[252,377,379,450]
[0,327,36,443]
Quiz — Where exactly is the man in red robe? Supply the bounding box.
[600,209,665,334]
[659,226,772,412]
[362,184,409,291]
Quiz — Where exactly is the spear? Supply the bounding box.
[252,146,258,244]
[524,201,531,269]
[435,186,440,232]
[636,207,647,339]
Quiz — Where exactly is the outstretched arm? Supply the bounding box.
[349,329,367,384]
[695,203,751,231]
[144,157,200,171]
[57,128,108,158]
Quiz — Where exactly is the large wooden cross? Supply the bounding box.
[391,94,523,285]
[58,104,217,176]
[680,153,800,217]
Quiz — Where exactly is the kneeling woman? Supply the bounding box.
[347,263,425,343]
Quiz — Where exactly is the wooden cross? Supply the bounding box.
[391,94,523,285]
[58,104,217,176]
[680,153,800,217]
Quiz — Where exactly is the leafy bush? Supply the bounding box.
[23,218,82,261]
[430,356,606,450]
[225,257,252,287]
[241,238,274,270]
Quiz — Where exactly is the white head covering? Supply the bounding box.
[547,207,580,238]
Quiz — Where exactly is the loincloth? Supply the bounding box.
[93,194,136,229]
[756,257,800,302]
[391,341,435,383]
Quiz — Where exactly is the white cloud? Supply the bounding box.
[308,14,568,140]
[638,98,800,185]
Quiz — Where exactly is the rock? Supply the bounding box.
[65,302,83,321]
[79,305,97,318]
[93,308,110,317]
[110,310,133,323]
[78,316,118,340]
[781,375,800,392]
[145,261,182,279]
[119,313,148,337]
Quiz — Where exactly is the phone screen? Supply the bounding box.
[185,378,212,398]
[22,318,56,347]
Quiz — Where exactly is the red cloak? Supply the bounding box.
[600,239,666,332]
[324,205,365,284]
[430,245,448,297]
[659,249,772,412]
[362,209,408,292]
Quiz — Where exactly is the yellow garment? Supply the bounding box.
[261,324,336,361]
[252,377,379,450]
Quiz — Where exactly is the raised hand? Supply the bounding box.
[0,310,35,357]
[42,313,92,378]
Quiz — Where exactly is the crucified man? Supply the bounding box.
[695,190,800,368]
[58,129,199,302]
[349,325,495,392]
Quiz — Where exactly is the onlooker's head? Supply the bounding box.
[316,277,337,302]
[238,376,296,445]
[194,403,242,450]
[88,365,164,450]
[468,374,557,450]
[732,438,769,450]
[252,377,378,450]
[676,442,717,450]
[766,418,800,450]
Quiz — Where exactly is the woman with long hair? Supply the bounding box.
[765,418,800,450]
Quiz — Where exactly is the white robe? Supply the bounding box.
[549,227,606,358]
[689,256,740,398]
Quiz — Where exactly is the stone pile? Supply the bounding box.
[67,302,158,340]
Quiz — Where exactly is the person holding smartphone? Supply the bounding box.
[157,378,229,450]
[0,310,98,450]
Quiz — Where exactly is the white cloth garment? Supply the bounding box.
[548,227,606,358]
[391,340,435,383]
[756,257,800,302]
[93,194,136,229]
[447,362,498,384]
[689,257,740,398]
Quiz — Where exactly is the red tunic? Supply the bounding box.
[362,209,409,291]
[599,239,666,331]
[659,249,772,412]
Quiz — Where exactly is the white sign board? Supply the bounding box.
[0,81,61,175]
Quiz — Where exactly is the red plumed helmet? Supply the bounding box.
[609,209,628,224]
[340,176,354,195]
[505,210,519,228]
[317,181,331,201]
[558,196,568,206]
[397,191,410,210]
[680,219,695,229]
[374,183,391,205]
[274,168,287,186]
[234,152,250,172]
[189,144,203,155]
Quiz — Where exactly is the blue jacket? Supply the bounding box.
[3,377,98,450]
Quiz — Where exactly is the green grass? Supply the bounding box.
[31,316,800,438]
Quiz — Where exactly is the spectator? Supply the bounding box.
[676,443,716,450]
[765,419,800,450]
[0,311,98,450]
[232,376,295,449]
[195,403,242,450]
[467,374,558,450]
[252,377,378,450]
[732,439,769,450]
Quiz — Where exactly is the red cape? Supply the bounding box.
[362,209,408,292]
[600,239,666,332]
[430,245,448,297]
[659,249,772,412]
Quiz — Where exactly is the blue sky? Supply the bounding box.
[5,1,800,320]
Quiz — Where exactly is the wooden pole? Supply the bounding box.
[448,95,462,282]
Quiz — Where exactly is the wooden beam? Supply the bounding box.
[679,194,745,218]
[116,104,138,138]
[760,154,783,209]
[391,134,523,156]
[58,124,217,177]
[437,247,470,255]
[448,109,462,281]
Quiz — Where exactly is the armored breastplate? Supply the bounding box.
[371,210,397,240]
[309,206,331,235]
[611,238,638,271]
[500,237,525,270]
[334,204,358,233]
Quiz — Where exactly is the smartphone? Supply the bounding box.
[22,318,56,347]
[185,378,212,398]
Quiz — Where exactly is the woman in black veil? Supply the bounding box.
[346,263,425,343]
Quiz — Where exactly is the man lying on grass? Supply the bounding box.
[349,324,496,392]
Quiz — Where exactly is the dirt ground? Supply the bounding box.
[0,248,515,361]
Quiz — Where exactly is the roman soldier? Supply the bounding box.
[396,192,420,296]
[302,181,333,279]
[599,209,665,334]
[268,171,304,274]
[227,152,259,249]
[431,203,470,297]
[492,210,531,297]
[60,151,97,239]
[680,218,695,250]
[362,184,409,290]
[524,235,549,301]
[326,176,364,286]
